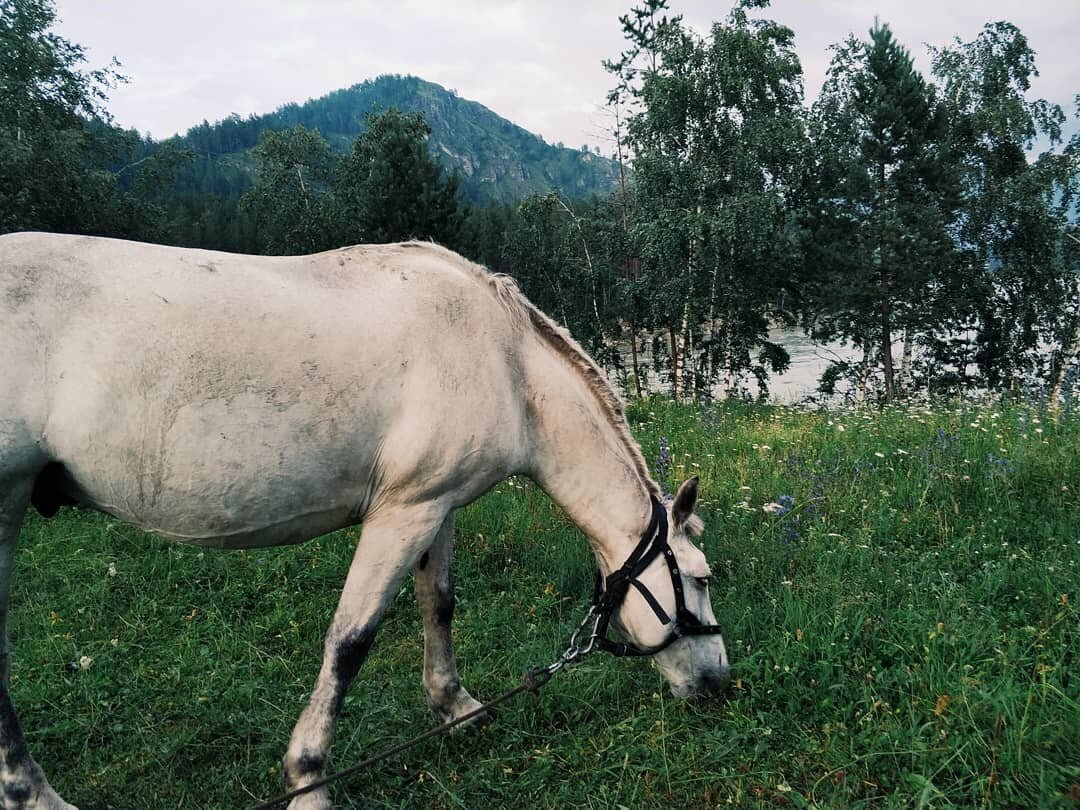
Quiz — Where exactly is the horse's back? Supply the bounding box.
[0,233,529,545]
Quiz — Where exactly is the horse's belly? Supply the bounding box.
[52,390,379,547]
[146,509,358,549]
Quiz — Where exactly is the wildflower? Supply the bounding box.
[987,453,1015,480]
[107,562,117,577]
[79,656,93,670]
[654,437,672,486]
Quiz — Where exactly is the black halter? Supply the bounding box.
[591,497,725,657]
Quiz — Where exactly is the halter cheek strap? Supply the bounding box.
[591,497,724,658]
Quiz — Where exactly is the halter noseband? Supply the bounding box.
[590,496,725,657]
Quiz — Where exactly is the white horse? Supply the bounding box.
[0,232,729,809]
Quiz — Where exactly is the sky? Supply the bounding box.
[52,1,1079,151]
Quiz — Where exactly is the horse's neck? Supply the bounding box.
[523,340,653,574]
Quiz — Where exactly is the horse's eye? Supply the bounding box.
[694,577,711,589]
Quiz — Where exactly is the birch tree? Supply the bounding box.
[610,0,803,400]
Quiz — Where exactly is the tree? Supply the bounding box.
[799,24,954,402]
[1,0,119,232]
[240,125,341,255]
[503,192,626,364]
[609,0,803,400]
[0,0,190,240]
[338,108,462,247]
[458,201,513,274]
[930,23,1078,395]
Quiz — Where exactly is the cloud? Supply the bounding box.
[52,0,1079,148]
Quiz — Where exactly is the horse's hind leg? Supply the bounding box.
[413,512,483,724]
[0,475,76,810]
[282,501,450,810]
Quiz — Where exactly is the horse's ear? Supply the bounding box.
[672,476,699,529]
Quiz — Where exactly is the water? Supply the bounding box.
[767,327,861,402]
[615,327,861,403]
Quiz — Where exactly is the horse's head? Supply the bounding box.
[605,477,730,697]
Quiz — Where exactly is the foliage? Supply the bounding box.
[929,23,1080,395]
[240,125,342,255]
[608,0,803,401]
[0,0,189,238]
[5,0,1079,404]
[11,399,1078,807]
[339,109,462,246]
[239,111,464,254]
[502,192,628,361]
[798,24,955,403]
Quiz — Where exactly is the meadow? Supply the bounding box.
[12,399,1078,808]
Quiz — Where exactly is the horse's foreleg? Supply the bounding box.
[413,512,483,724]
[0,477,76,810]
[282,502,449,810]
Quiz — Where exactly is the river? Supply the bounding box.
[616,327,862,403]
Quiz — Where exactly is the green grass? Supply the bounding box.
[10,399,1079,808]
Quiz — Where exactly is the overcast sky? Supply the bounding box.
[53,1,1078,151]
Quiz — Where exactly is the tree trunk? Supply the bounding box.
[612,106,642,399]
[1051,304,1080,411]
[677,301,693,401]
[880,290,894,402]
[878,162,895,403]
[629,320,643,399]
[705,251,724,394]
[899,326,914,397]
[669,324,680,400]
[858,341,871,407]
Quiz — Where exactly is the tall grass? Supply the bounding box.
[10,399,1078,807]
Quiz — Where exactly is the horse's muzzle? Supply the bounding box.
[697,663,731,694]
[670,662,731,698]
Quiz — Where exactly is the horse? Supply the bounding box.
[0,232,729,809]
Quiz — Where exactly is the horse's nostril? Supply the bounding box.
[700,665,731,693]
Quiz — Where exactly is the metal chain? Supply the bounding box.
[541,605,601,677]
[249,606,599,809]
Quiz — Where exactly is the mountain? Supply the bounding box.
[164,74,620,205]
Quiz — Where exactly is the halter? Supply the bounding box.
[590,496,725,657]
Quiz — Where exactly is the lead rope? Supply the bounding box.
[248,607,601,810]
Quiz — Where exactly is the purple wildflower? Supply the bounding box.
[654,437,672,489]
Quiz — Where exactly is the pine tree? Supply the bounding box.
[338,108,462,247]
[800,24,954,402]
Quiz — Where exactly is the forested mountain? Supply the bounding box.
[162,74,619,204]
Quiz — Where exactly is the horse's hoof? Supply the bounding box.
[431,691,490,730]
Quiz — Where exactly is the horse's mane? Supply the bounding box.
[422,248,662,501]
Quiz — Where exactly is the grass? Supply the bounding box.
[9,399,1079,808]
